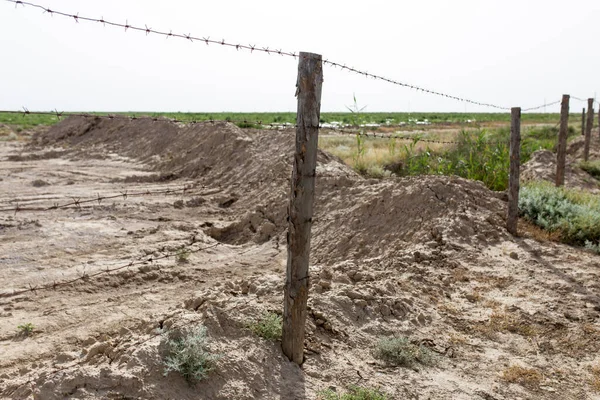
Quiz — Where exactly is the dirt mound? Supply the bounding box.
[521,149,600,191]
[35,117,359,245]
[313,175,508,263]
[35,117,510,258]
[567,134,600,160]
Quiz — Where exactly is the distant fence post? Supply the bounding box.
[584,98,594,161]
[282,52,323,365]
[598,104,600,138]
[507,107,521,236]
[556,95,570,186]
[582,108,586,136]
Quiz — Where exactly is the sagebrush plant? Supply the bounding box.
[17,323,35,336]
[373,337,435,367]
[318,386,388,400]
[176,247,190,263]
[248,312,282,341]
[519,181,600,246]
[501,365,543,388]
[162,325,219,384]
[590,363,600,392]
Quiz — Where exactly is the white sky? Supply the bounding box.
[1,0,598,113]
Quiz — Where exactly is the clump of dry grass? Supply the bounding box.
[518,218,562,242]
[373,337,436,368]
[451,267,470,283]
[489,310,538,337]
[475,308,538,338]
[501,365,543,388]
[550,323,600,357]
[590,363,600,392]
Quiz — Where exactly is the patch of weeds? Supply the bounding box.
[17,323,35,336]
[373,337,435,368]
[485,309,538,337]
[585,240,600,254]
[548,323,600,356]
[176,248,190,264]
[590,363,600,392]
[519,181,600,246]
[162,325,219,384]
[451,267,470,283]
[518,218,562,243]
[318,386,388,400]
[364,165,391,179]
[501,365,543,388]
[247,312,282,341]
[0,132,17,141]
[448,333,467,345]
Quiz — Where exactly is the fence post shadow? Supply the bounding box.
[278,359,307,400]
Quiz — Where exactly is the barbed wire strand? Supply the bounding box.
[521,100,561,112]
[0,185,202,213]
[6,0,298,58]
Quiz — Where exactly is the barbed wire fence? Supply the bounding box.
[0,0,599,387]
[2,0,597,305]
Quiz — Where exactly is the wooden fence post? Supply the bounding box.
[556,95,570,186]
[584,98,594,161]
[282,52,323,365]
[598,104,600,138]
[582,108,586,136]
[507,107,521,236]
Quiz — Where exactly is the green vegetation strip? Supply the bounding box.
[0,111,569,130]
[323,125,578,191]
[519,182,600,251]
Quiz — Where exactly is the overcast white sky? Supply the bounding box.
[1,0,598,113]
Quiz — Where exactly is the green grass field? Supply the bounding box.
[0,111,582,130]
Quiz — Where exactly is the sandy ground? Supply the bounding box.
[1,118,600,399]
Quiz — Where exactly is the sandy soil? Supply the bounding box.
[1,118,600,399]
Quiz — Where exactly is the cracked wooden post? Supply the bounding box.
[582,108,586,136]
[507,107,521,236]
[584,98,594,161]
[556,95,570,186]
[282,52,323,365]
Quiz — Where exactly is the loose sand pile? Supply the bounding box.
[520,136,600,191]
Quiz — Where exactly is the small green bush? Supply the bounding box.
[162,325,219,384]
[248,312,282,341]
[318,386,388,400]
[519,182,600,246]
[393,130,510,191]
[17,323,35,336]
[373,337,435,367]
[176,248,190,263]
[585,240,600,254]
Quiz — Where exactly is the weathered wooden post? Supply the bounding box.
[582,108,586,136]
[507,107,521,236]
[556,95,570,186]
[282,52,323,365]
[584,99,594,161]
